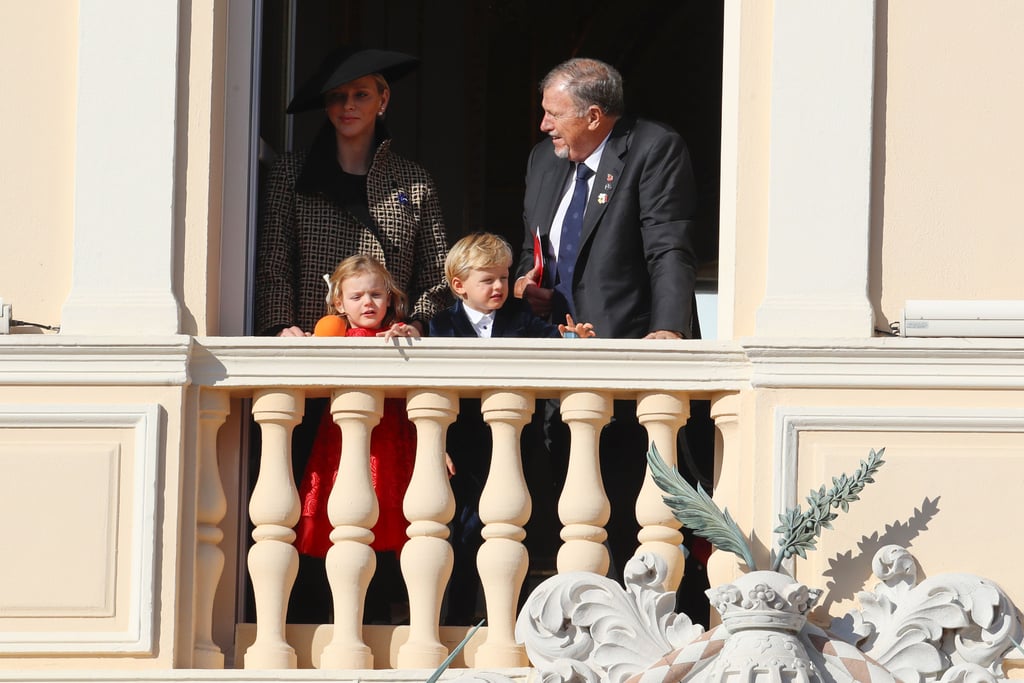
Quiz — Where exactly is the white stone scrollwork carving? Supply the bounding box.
[448,673,521,683]
[514,553,705,683]
[516,547,1022,683]
[830,545,1023,683]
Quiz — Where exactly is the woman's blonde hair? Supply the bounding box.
[325,254,408,326]
[370,73,390,94]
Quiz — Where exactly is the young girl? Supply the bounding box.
[295,254,420,622]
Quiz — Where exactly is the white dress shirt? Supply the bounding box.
[462,303,496,338]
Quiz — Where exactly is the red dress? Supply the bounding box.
[294,326,416,557]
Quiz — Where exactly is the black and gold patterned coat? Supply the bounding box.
[254,129,450,336]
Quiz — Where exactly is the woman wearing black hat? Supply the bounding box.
[252,47,451,625]
[254,46,450,338]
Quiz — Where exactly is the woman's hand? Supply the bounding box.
[380,321,421,341]
[277,325,310,337]
[558,314,596,338]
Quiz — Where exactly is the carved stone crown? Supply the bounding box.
[706,570,823,632]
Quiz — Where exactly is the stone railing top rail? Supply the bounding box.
[191,337,747,394]
[5,336,1024,391]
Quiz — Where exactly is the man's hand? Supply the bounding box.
[643,329,683,340]
[515,269,554,317]
[514,266,541,297]
[277,326,310,337]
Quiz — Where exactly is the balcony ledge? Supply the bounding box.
[2,334,1024,391]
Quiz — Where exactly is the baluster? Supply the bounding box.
[475,390,534,667]
[557,391,613,575]
[320,389,383,670]
[245,389,303,669]
[194,389,230,668]
[397,390,458,668]
[635,392,688,591]
[707,392,743,602]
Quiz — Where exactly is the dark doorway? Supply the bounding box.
[258,0,722,272]
[248,0,722,628]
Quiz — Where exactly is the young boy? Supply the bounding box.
[430,232,595,339]
[429,232,594,624]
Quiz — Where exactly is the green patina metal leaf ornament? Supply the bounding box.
[425,618,485,683]
[769,447,886,571]
[646,443,758,570]
[647,443,886,574]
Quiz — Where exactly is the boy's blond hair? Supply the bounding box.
[444,232,514,294]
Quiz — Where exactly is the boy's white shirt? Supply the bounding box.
[461,301,495,338]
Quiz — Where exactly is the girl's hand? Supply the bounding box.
[444,452,456,478]
[558,314,597,338]
[380,321,421,341]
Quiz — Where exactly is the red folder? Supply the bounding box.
[532,227,544,285]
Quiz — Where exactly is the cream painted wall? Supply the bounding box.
[728,385,1024,625]
[730,2,1024,338]
[875,1,1024,328]
[0,4,76,334]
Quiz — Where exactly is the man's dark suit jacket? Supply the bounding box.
[516,115,699,339]
[428,298,562,338]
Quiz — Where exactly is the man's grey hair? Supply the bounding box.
[540,57,625,117]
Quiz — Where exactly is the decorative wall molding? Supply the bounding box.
[773,407,1024,549]
[0,404,162,655]
[0,337,191,386]
[745,338,1024,389]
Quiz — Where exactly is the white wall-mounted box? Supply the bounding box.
[901,300,1024,337]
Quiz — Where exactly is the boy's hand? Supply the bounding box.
[558,314,596,338]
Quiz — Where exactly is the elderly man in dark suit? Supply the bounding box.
[514,57,699,341]
[513,56,702,585]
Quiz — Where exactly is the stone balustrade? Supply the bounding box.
[190,336,749,671]
[5,334,1021,681]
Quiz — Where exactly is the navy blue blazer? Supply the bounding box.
[428,298,562,338]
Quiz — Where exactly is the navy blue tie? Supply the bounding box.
[555,163,593,318]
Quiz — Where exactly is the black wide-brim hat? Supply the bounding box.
[286,46,420,114]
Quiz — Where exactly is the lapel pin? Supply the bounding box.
[597,193,609,204]
[606,173,614,183]
[397,191,409,205]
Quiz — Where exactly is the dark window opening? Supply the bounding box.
[244,0,724,630]
[257,0,722,280]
